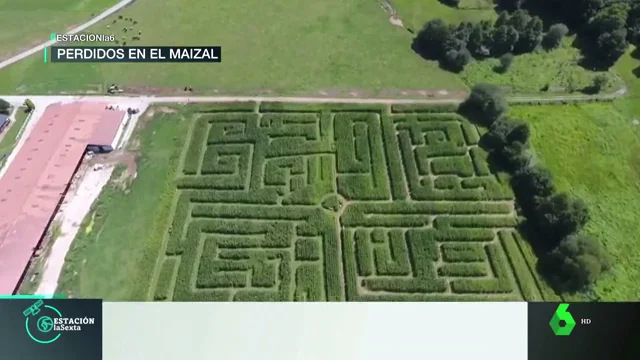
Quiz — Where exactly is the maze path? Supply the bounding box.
[150,103,547,301]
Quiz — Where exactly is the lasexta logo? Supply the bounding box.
[549,303,576,336]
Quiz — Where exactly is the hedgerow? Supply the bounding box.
[390,103,459,113]
[438,263,488,277]
[294,265,324,301]
[153,258,177,300]
[259,102,386,113]
[182,117,208,174]
[187,101,257,113]
[441,243,486,262]
[149,104,545,301]
[498,230,543,301]
[450,244,513,293]
[295,238,321,261]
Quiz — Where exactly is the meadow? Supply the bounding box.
[460,38,622,95]
[0,0,626,97]
[0,0,116,59]
[510,101,640,301]
[56,101,564,301]
[0,0,465,96]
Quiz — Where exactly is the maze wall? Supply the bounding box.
[150,102,548,301]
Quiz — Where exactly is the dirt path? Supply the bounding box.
[35,165,115,295]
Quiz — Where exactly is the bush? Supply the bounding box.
[534,193,590,243]
[444,48,472,72]
[499,53,514,72]
[511,165,555,199]
[459,83,508,126]
[541,234,612,292]
[543,24,569,49]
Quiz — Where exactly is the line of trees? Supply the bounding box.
[413,10,560,72]
[498,0,640,67]
[460,84,612,292]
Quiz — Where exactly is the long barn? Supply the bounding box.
[0,102,126,294]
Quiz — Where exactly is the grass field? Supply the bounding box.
[392,0,496,31]
[0,107,29,168]
[0,0,116,59]
[0,0,465,95]
[460,38,622,94]
[510,102,640,301]
[55,101,564,301]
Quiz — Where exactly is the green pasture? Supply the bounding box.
[0,0,116,59]
[392,0,496,31]
[510,102,640,301]
[0,0,465,95]
[461,38,622,95]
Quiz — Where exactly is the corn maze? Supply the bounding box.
[150,101,552,301]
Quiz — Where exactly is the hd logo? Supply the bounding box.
[549,304,576,336]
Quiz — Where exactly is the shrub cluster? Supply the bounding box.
[413,10,546,72]
[462,84,612,292]
[500,0,640,67]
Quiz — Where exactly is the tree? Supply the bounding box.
[496,0,525,11]
[444,48,472,72]
[467,23,487,57]
[499,53,515,72]
[484,118,519,149]
[596,28,629,65]
[455,21,474,43]
[495,11,511,28]
[415,19,452,57]
[589,3,630,35]
[467,21,493,57]
[542,234,612,292]
[535,193,590,241]
[491,25,520,55]
[591,74,609,92]
[508,9,532,33]
[511,165,556,199]
[460,83,509,126]
[516,17,544,53]
[627,3,640,43]
[543,23,569,49]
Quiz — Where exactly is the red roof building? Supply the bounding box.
[0,102,126,294]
